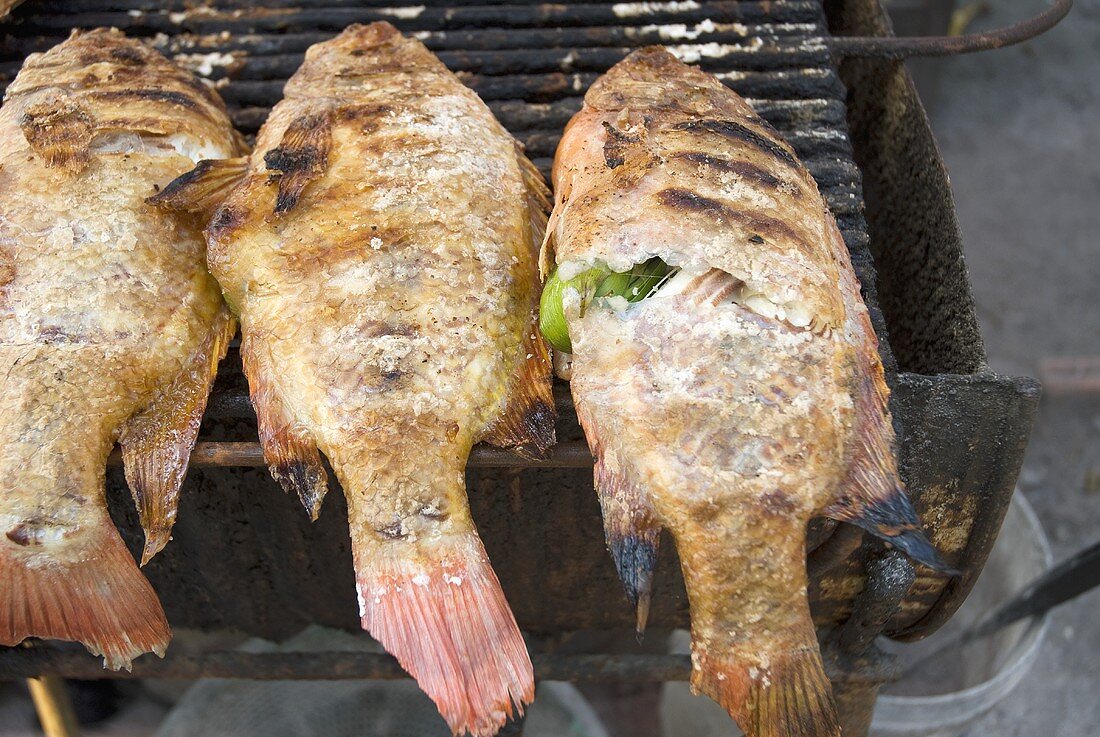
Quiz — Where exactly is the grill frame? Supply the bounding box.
[0,0,1048,733]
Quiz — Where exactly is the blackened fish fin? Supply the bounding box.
[119,308,236,565]
[481,321,556,459]
[147,156,250,217]
[19,93,95,173]
[240,331,329,520]
[264,108,333,216]
[823,370,954,573]
[356,535,534,737]
[694,646,841,737]
[0,510,170,670]
[577,401,662,635]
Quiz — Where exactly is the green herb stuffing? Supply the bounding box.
[539,257,674,353]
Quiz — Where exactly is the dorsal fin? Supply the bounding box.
[20,93,95,173]
[264,109,333,216]
[147,157,250,218]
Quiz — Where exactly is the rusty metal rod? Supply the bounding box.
[9,2,823,34]
[105,440,595,469]
[0,649,691,682]
[827,0,1071,59]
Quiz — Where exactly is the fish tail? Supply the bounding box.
[825,372,954,573]
[693,646,841,737]
[0,516,170,670]
[355,535,533,737]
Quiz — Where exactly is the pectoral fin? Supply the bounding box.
[575,401,662,636]
[481,322,556,459]
[147,157,250,217]
[240,332,328,519]
[119,308,236,565]
[823,371,954,573]
[264,109,333,216]
[20,94,95,173]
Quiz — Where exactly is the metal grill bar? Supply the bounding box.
[0,648,692,682]
[105,440,595,468]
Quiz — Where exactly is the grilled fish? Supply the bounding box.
[0,29,240,668]
[153,22,554,736]
[540,48,949,737]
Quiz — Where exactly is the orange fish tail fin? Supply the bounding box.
[693,647,841,737]
[0,516,170,670]
[824,372,954,573]
[356,536,534,737]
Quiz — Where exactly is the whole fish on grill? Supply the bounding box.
[539,48,951,737]
[153,22,554,736]
[0,29,241,668]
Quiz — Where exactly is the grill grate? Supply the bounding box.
[0,0,877,472]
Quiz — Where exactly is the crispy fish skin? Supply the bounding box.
[164,22,552,736]
[0,29,240,669]
[544,48,945,737]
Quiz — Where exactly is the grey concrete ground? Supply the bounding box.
[916,3,1100,735]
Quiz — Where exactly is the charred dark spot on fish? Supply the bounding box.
[750,234,765,244]
[5,517,70,546]
[419,504,448,520]
[672,119,798,168]
[759,488,800,516]
[109,47,147,66]
[380,369,405,386]
[673,152,788,191]
[378,521,408,540]
[208,204,245,240]
[6,524,39,546]
[602,121,639,170]
[95,89,201,111]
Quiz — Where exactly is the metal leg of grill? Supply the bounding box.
[824,548,915,737]
[26,675,80,737]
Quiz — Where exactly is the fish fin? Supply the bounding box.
[240,332,329,519]
[147,157,250,217]
[481,323,556,459]
[357,536,534,737]
[516,140,551,248]
[0,515,170,670]
[823,371,953,573]
[578,399,661,635]
[119,308,236,565]
[19,94,95,173]
[264,109,332,216]
[693,647,841,737]
[598,458,662,637]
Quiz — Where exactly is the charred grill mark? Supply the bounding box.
[94,89,202,111]
[602,121,639,170]
[672,152,790,192]
[672,119,798,168]
[108,47,147,66]
[336,103,395,134]
[657,188,804,245]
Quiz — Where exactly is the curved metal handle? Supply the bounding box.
[827,0,1072,58]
